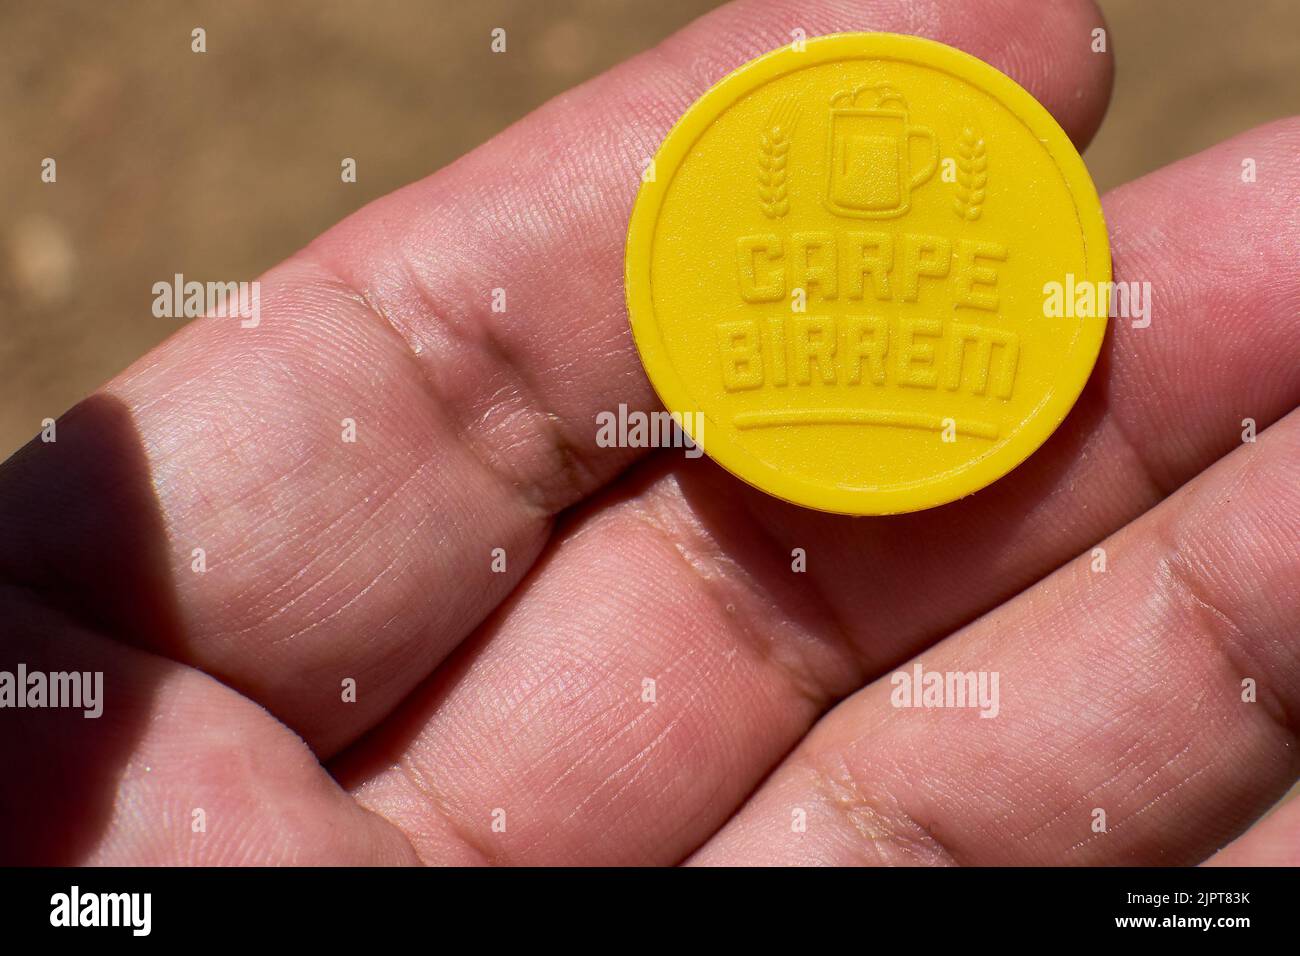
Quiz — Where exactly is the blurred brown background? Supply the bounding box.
[1,0,1297,460]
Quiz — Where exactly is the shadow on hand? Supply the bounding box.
[0,393,182,864]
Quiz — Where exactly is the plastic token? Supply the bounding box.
[625,33,1110,515]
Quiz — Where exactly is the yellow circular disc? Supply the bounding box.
[625,33,1110,515]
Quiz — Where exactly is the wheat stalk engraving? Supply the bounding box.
[758,98,798,219]
[954,126,987,221]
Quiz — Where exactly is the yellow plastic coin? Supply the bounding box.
[625,33,1110,515]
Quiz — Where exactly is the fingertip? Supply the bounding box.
[928,0,1115,147]
[651,0,1115,148]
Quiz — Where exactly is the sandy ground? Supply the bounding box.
[0,0,1297,458]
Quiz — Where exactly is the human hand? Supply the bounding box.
[2,0,1297,866]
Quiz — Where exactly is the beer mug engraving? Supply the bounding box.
[825,101,938,218]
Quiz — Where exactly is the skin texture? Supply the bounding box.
[0,0,1296,865]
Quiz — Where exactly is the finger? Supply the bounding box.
[691,410,1300,865]
[1204,792,1300,866]
[339,119,1300,864]
[0,0,1116,759]
[0,587,416,865]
